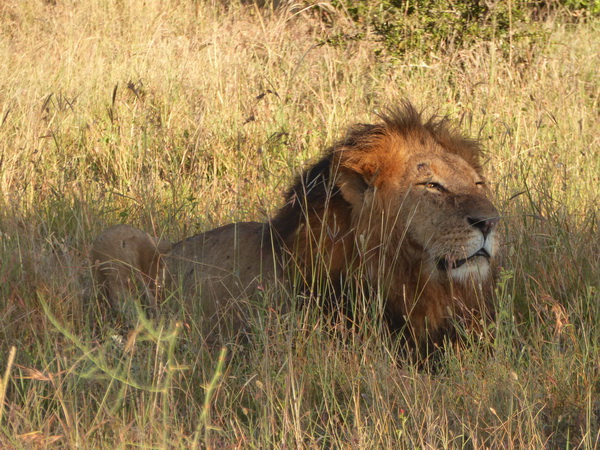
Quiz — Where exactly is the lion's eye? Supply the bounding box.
[475,181,485,187]
[418,181,445,192]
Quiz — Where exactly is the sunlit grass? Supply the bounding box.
[0,0,598,447]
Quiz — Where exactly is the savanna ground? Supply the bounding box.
[0,0,598,447]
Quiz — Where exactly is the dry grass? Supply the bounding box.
[0,0,598,447]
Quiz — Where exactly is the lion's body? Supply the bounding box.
[166,222,278,336]
[92,222,276,335]
[92,103,500,351]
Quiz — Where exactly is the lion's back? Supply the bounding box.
[166,222,279,331]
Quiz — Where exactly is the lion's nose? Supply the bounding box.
[467,216,499,237]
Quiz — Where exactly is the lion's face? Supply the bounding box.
[391,152,499,282]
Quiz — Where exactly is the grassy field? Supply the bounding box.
[0,0,598,447]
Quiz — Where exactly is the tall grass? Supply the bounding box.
[0,0,598,447]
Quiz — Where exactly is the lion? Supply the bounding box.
[91,102,500,354]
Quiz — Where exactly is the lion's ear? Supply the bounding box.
[336,167,371,208]
[332,147,382,208]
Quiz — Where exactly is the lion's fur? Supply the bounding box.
[91,103,500,351]
[91,225,172,316]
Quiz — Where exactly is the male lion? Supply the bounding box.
[92,103,500,354]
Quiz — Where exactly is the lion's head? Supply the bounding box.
[272,103,500,350]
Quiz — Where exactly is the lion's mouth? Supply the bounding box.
[437,248,490,271]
